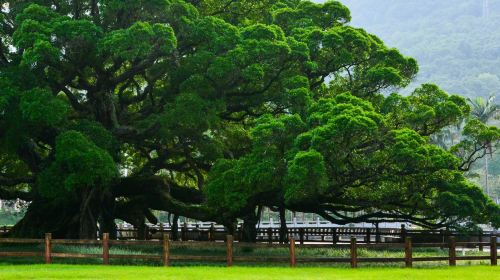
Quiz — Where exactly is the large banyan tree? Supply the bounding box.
[0,0,499,240]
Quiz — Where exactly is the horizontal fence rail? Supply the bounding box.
[129,226,497,245]
[0,233,498,267]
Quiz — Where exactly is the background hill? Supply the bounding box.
[339,0,500,99]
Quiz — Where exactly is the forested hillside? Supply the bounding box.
[340,0,500,99]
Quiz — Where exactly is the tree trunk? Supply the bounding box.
[10,176,221,239]
[98,192,117,239]
[79,210,98,239]
[171,214,179,241]
[90,91,118,129]
[241,208,259,242]
[279,207,288,244]
[485,156,490,197]
[137,222,148,240]
[225,221,237,236]
[9,198,80,238]
[78,188,99,239]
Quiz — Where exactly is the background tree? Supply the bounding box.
[468,95,499,123]
[466,95,499,196]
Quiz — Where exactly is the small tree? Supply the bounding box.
[467,95,499,197]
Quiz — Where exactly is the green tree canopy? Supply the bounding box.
[0,0,498,239]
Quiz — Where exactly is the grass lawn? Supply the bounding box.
[0,265,498,280]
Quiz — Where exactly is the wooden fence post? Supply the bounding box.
[491,235,497,266]
[103,233,110,265]
[289,237,296,267]
[449,236,456,266]
[350,237,357,268]
[332,228,337,244]
[226,235,233,267]
[366,228,371,244]
[163,234,170,266]
[405,237,412,268]
[44,233,52,264]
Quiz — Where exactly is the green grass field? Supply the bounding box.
[0,265,498,280]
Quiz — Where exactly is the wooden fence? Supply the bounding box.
[111,225,496,245]
[0,234,498,267]
[1,224,497,245]
[2,224,497,246]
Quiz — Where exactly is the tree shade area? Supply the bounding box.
[0,0,499,240]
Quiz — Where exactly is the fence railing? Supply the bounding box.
[2,225,497,246]
[0,233,498,267]
[118,225,496,245]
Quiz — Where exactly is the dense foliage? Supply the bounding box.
[0,0,499,239]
